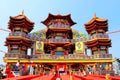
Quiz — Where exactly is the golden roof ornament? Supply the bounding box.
[22,10,24,16]
[94,13,97,18]
[57,14,61,16]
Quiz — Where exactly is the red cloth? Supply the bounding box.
[40,73,44,76]
[5,67,11,74]
[7,73,15,78]
[5,66,15,78]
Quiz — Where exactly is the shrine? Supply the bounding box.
[3,12,115,76]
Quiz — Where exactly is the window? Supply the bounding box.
[11,45,18,49]
[10,49,19,54]
[49,24,54,28]
[91,30,96,36]
[98,29,104,33]
[55,36,63,39]
[21,50,26,54]
[14,27,21,32]
[10,45,19,54]
[100,49,106,54]
[93,51,98,55]
[91,31,96,39]
[58,22,61,27]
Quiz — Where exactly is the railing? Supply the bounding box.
[8,32,88,42]
[101,70,114,75]
[4,53,112,60]
[9,32,30,39]
[4,53,28,59]
[90,34,109,40]
[93,54,112,59]
[49,25,70,28]
[49,39,70,43]
[31,54,112,60]
[9,33,109,42]
[9,32,24,36]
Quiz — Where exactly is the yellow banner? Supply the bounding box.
[36,41,44,54]
[75,42,84,53]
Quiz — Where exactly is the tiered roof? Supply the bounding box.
[84,14,108,33]
[85,39,111,48]
[8,10,34,32]
[41,13,76,27]
[5,37,33,47]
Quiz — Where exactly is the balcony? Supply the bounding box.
[31,54,112,60]
[9,32,30,39]
[8,32,89,42]
[48,39,70,43]
[92,54,112,59]
[9,32,23,36]
[4,53,114,63]
[89,34,109,40]
[4,53,113,60]
[4,53,28,59]
[49,24,70,29]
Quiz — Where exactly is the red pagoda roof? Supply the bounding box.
[10,11,34,24]
[8,11,34,32]
[85,14,108,26]
[41,13,76,26]
[85,38,111,48]
[84,14,108,33]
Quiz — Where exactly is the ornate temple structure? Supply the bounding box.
[3,12,115,76]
